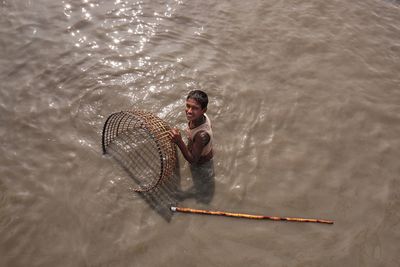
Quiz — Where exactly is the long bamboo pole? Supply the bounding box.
[171,206,334,224]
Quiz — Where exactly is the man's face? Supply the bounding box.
[185,98,205,122]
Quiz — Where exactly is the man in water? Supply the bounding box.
[169,90,213,165]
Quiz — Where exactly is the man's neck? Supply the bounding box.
[189,114,206,129]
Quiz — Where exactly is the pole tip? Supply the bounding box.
[170,206,177,212]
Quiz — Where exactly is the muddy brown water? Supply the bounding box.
[1,0,400,266]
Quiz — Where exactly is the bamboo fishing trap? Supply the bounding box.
[102,109,333,224]
[102,109,176,192]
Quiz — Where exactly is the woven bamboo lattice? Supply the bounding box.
[102,110,176,192]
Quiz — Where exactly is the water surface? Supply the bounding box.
[1,0,400,266]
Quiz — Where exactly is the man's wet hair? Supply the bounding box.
[187,90,208,109]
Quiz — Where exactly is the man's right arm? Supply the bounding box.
[169,128,206,164]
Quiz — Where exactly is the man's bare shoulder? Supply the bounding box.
[193,130,210,146]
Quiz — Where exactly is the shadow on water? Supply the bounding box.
[105,146,179,222]
[135,158,216,222]
[106,147,215,222]
[136,157,182,222]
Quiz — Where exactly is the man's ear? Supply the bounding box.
[202,107,207,113]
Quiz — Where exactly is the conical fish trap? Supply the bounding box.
[102,110,176,192]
